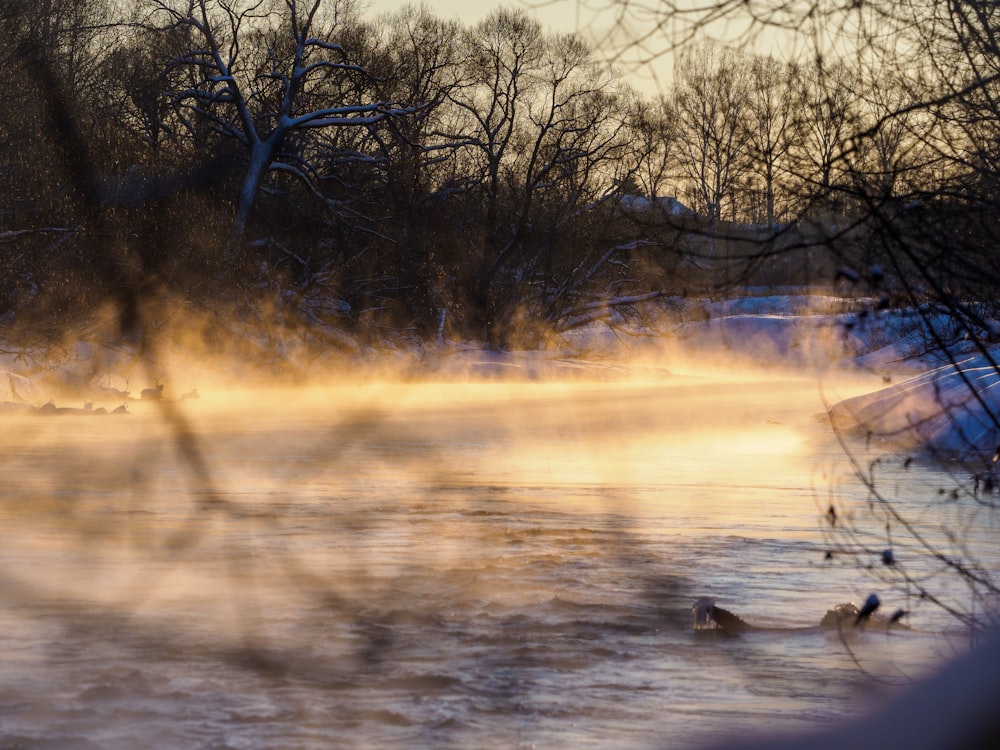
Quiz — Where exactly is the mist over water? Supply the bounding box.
[0,359,968,748]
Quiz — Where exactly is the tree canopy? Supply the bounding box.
[2,0,1000,354]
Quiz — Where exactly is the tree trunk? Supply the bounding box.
[766,161,775,228]
[234,135,281,240]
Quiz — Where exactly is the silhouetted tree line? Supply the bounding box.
[2,0,999,349]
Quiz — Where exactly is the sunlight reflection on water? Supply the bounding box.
[0,367,972,748]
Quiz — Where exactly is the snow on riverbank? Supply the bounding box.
[651,295,1000,462]
[829,353,1000,461]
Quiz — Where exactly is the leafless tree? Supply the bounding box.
[447,8,544,267]
[622,94,678,207]
[147,0,414,239]
[743,54,796,227]
[785,57,859,222]
[366,5,463,214]
[671,42,750,222]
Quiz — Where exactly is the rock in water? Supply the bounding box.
[692,597,753,632]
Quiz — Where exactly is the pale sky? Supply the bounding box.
[361,1,803,94]
[363,0,677,92]
[363,0,587,33]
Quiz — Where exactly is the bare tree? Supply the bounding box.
[447,8,544,263]
[671,42,750,222]
[514,35,638,330]
[785,57,859,222]
[619,94,677,207]
[148,0,413,239]
[501,34,623,281]
[367,4,463,215]
[743,54,796,227]
[850,70,920,200]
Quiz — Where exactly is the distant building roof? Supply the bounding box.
[618,194,693,216]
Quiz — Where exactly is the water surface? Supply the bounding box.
[0,368,979,748]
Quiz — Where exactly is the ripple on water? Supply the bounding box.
[0,376,975,748]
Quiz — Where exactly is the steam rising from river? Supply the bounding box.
[2,334,927,749]
[1,351,879,618]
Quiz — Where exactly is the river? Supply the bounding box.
[0,365,986,748]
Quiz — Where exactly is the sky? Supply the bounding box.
[363,0,679,92]
[362,0,806,94]
[364,0,589,33]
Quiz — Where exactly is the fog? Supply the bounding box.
[9,291,994,749]
[6,329,947,748]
